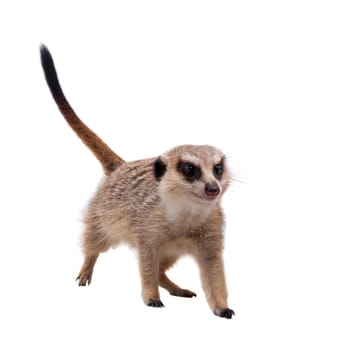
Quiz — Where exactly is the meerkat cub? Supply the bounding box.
[40,45,234,318]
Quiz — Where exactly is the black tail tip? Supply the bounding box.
[39,43,64,99]
[39,43,48,52]
[39,43,52,65]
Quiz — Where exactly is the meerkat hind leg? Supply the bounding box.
[159,257,197,298]
[76,225,114,286]
[159,273,197,298]
[76,254,99,286]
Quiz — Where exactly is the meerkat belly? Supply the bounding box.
[160,236,197,257]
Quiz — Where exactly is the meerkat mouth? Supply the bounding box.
[190,192,219,203]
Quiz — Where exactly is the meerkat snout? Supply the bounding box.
[205,182,220,197]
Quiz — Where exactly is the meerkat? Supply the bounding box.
[40,45,234,319]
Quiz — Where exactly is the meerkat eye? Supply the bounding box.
[213,162,224,178]
[177,161,201,182]
[183,164,195,176]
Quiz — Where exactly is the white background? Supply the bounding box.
[1,1,349,348]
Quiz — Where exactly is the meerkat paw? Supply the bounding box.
[76,273,92,286]
[214,308,235,319]
[147,299,165,307]
[170,288,197,298]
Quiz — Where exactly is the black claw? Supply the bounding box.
[77,280,88,287]
[147,299,164,307]
[215,308,235,319]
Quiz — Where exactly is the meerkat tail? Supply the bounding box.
[39,44,124,174]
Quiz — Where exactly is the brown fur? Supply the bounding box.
[40,45,123,174]
[40,45,234,318]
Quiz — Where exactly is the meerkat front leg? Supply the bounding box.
[138,245,164,307]
[196,241,234,319]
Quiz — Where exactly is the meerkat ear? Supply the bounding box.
[154,157,167,181]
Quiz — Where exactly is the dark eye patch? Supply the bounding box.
[177,161,201,183]
[213,161,224,179]
[154,157,167,181]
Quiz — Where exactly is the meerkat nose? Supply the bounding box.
[205,183,220,197]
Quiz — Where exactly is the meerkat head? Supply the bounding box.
[154,145,231,205]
